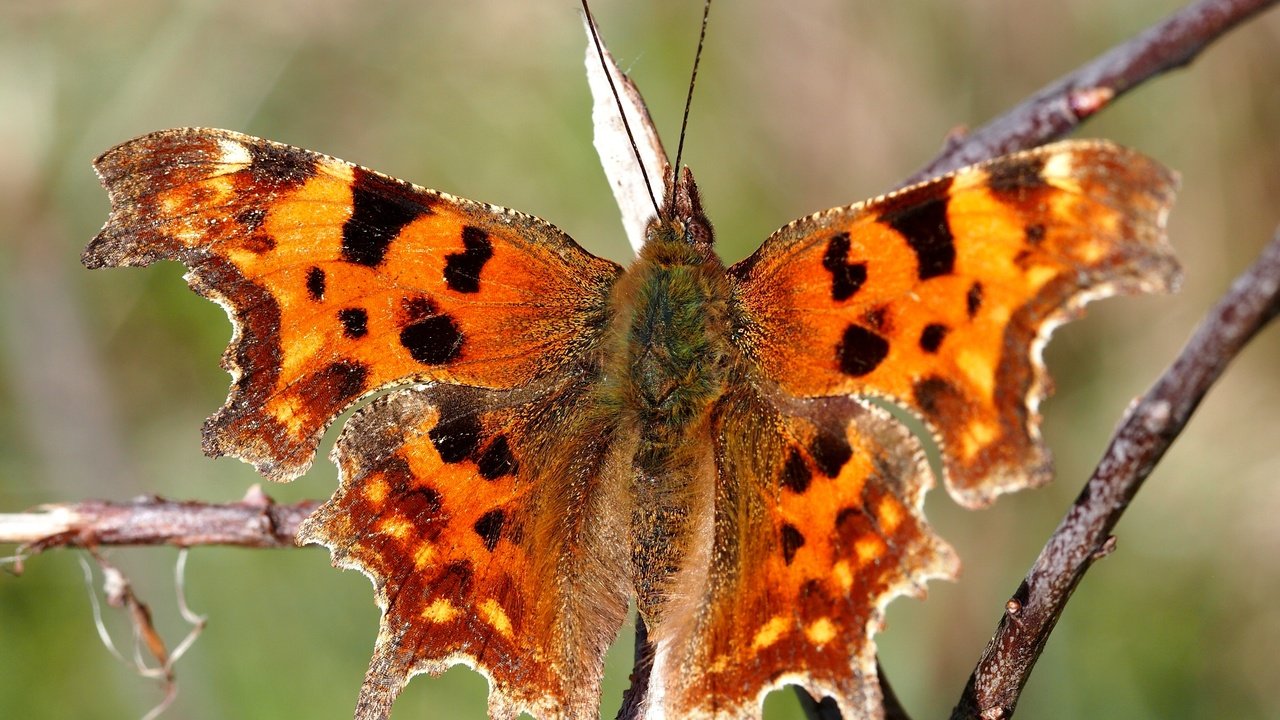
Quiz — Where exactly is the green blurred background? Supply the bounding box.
[1,1,1278,718]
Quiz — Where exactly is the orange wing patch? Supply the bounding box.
[298,383,631,720]
[84,129,621,480]
[651,390,958,719]
[731,141,1179,507]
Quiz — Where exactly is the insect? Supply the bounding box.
[83,6,1178,720]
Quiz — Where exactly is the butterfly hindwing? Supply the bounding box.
[649,389,959,720]
[85,128,622,481]
[730,141,1179,507]
[298,382,631,720]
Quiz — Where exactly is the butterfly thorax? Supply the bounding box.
[605,225,734,456]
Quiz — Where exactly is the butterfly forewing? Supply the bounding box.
[730,141,1179,507]
[85,128,622,481]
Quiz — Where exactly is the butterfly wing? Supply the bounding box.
[730,141,1179,507]
[86,127,633,717]
[85,128,622,480]
[649,390,958,719]
[297,383,631,720]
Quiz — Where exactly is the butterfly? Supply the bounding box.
[83,20,1178,720]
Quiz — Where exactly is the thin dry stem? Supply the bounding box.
[0,486,319,559]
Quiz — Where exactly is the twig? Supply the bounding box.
[950,227,1280,720]
[0,485,319,561]
[76,547,208,720]
[905,0,1279,183]
[615,616,654,720]
[795,663,910,720]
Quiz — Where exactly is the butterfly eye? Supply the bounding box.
[683,215,714,248]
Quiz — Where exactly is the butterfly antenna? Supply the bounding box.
[581,0,662,220]
[671,0,712,182]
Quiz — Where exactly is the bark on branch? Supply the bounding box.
[905,0,1278,184]
[1,486,319,562]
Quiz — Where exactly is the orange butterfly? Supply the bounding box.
[84,23,1177,720]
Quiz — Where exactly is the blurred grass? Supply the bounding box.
[1,1,1278,718]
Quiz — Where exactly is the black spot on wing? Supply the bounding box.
[966,281,984,319]
[341,168,429,267]
[428,413,482,464]
[836,324,890,377]
[820,232,868,301]
[477,436,517,480]
[781,448,812,494]
[834,506,873,547]
[443,226,494,294]
[237,232,275,254]
[810,427,852,478]
[401,314,464,365]
[397,495,445,546]
[405,485,443,516]
[473,509,506,552]
[292,361,368,426]
[339,308,368,339]
[878,177,956,280]
[780,523,806,566]
[326,361,368,398]
[306,266,326,301]
[986,155,1048,196]
[919,323,948,353]
[1025,223,1046,244]
[913,375,964,417]
[435,560,475,597]
[236,207,266,233]
[247,141,317,188]
[385,457,443,525]
[835,507,860,531]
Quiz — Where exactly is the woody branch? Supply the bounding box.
[0,487,318,560]
[906,0,1278,183]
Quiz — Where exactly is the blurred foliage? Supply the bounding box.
[1,1,1278,718]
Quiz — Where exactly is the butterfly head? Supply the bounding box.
[652,165,715,252]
